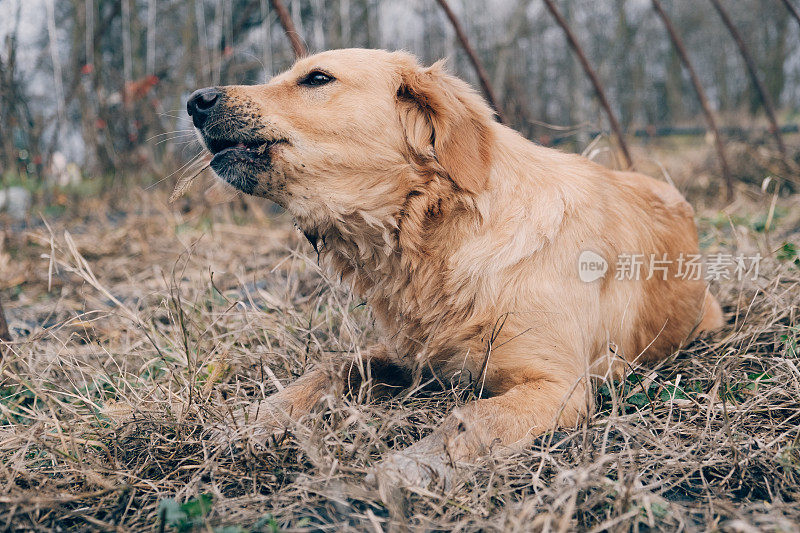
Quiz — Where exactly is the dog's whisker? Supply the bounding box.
[146,130,195,142]
[155,136,200,147]
[146,152,207,190]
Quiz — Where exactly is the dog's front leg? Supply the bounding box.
[238,344,407,442]
[373,376,587,489]
[243,366,337,434]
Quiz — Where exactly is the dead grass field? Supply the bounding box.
[0,140,798,531]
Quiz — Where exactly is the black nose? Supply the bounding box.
[187,87,220,128]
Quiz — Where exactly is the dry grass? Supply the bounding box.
[0,143,798,531]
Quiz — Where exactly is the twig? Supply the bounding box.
[780,0,800,29]
[651,0,733,200]
[270,0,307,58]
[434,0,507,124]
[0,295,10,355]
[542,0,633,169]
[709,0,786,158]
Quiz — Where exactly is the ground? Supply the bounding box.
[0,138,798,531]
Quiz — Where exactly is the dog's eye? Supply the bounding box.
[299,71,335,87]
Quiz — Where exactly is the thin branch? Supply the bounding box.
[651,0,733,200]
[780,0,800,29]
[270,0,307,58]
[0,295,11,353]
[710,0,786,157]
[434,0,507,124]
[542,0,633,169]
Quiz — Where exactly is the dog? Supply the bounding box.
[186,48,723,486]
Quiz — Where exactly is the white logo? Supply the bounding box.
[578,250,608,282]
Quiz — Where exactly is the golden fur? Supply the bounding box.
[191,48,723,485]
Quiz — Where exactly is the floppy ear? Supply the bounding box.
[396,58,495,195]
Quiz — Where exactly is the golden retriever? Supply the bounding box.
[187,48,722,486]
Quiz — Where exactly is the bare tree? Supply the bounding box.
[121,0,133,83]
[195,0,210,85]
[542,0,633,169]
[45,0,64,122]
[652,0,733,200]
[146,0,157,75]
[312,0,325,51]
[710,0,785,157]
[340,0,351,47]
[271,0,307,58]
[490,0,533,102]
[261,0,274,76]
[85,0,94,71]
[435,0,506,123]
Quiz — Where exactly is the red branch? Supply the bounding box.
[270,0,307,58]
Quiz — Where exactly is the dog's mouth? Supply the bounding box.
[199,133,284,195]
[204,136,279,158]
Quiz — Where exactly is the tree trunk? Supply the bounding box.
[764,9,788,113]
[261,0,274,77]
[340,0,351,47]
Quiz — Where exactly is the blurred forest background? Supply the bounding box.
[1,0,799,190]
[1,3,800,529]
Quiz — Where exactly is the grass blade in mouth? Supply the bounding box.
[169,161,211,204]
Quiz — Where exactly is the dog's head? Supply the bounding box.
[188,49,495,232]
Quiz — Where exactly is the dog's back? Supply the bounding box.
[460,136,722,384]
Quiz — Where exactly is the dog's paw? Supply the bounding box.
[212,398,298,443]
[367,450,453,493]
[208,424,288,448]
[204,413,291,452]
